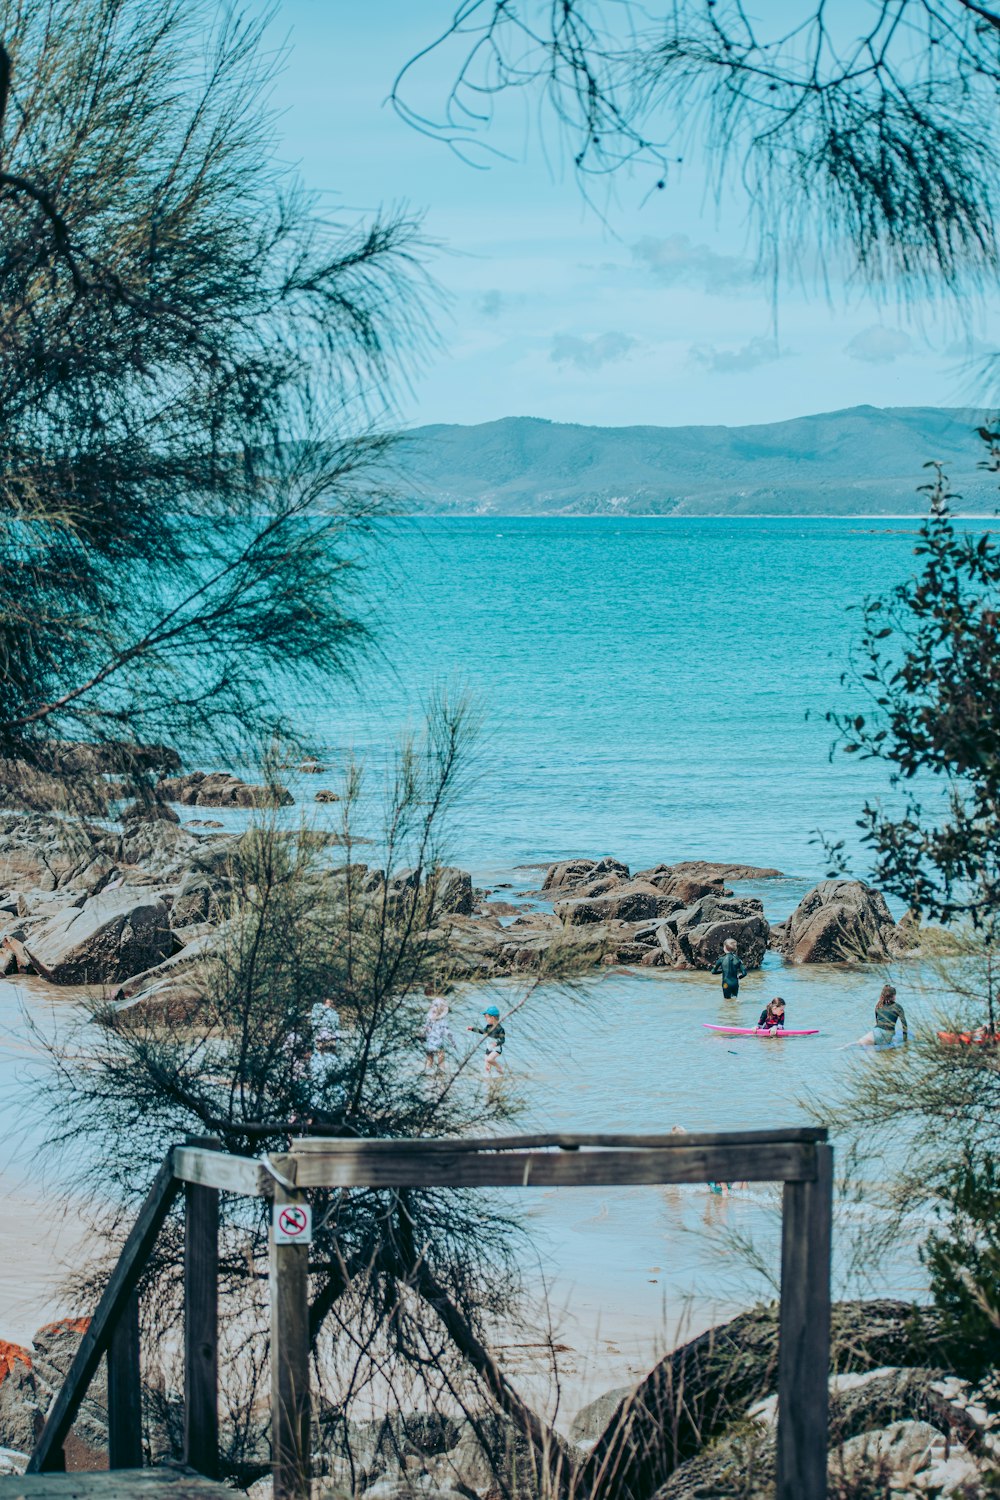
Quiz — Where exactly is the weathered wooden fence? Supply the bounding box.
[26,1127,834,1500]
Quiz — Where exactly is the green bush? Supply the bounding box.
[922,1151,1000,1382]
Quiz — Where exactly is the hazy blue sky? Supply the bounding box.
[263,1,998,429]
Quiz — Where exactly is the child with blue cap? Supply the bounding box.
[467,1004,505,1077]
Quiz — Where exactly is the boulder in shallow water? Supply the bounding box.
[657,894,770,969]
[541,858,598,892]
[772,879,913,963]
[555,880,681,926]
[157,770,293,808]
[635,867,729,904]
[119,797,180,826]
[24,885,172,984]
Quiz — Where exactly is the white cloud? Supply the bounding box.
[550,331,638,371]
[943,334,997,361]
[689,336,781,374]
[845,326,913,363]
[632,234,752,290]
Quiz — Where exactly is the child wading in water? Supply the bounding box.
[421,988,455,1073]
[711,938,746,998]
[757,996,786,1032]
[467,1004,505,1078]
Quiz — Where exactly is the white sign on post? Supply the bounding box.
[273,1203,312,1245]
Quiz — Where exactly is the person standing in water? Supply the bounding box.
[468,1005,505,1077]
[711,938,746,999]
[421,989,455,1073]
[860,983,908,1046]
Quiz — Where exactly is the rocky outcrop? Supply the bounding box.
[634,866,729,904]
[433,913,606,978]
[119,797,181,826]
[43,740,180,776]
[109,926,226,1021]
[555,880,682,926]
[431,1413,541,1499]
[541,856,629,892]
[428,866,475,917]
[665,860,783,883]
[156,770,293,808]
[0,1320,108,1470]
[570,1385,632,1449]
[23,885,173,984]
[170,867,228,927]
[0,1339,40,1453]
[654,1364,996,1498]
[117,823,225,884]
[657,894,770,970]
[579,1300,950,1500]
[0,761,113,817]
[0,812,103,888]
[770,879,915,963]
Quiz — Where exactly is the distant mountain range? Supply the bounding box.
[393,406,998,515]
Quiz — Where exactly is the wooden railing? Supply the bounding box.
[26,1127,834,1500]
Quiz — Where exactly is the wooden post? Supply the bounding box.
[269,1158,311,1500]
[184,1136,221,1479]
[107,1287,142,1467]
[28,1152,181,1474]
[776,1142,833,1500]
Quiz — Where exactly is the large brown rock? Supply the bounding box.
[555,880,681,926]
[657,894,770,969]
[116,821,207,883]
[772,879,913,963]
[541,858,595,891]
[30,1319,107,1467]
[157,770,293,808]
[428,866,474,916]
[24,885,172,984]
[635,866,729,904]
[0,761,112,817]
[0,813,103,887]
[668,860,783,882]
[119,797,180,826]
[0,1339,41,1453]
[579,1300,949,1500]
[541,857,629,892]
[43,740,180,776]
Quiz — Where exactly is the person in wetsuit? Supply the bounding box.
[757,996,786,1031]
[468,1004,505,1076]
[711,938,747,998]
[869,984,911,1044]
[860,983,908,1046]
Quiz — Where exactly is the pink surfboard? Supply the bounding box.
[702,1023,819,1037]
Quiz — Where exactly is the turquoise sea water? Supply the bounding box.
[0,516,964,1352]
[314,516,931,880]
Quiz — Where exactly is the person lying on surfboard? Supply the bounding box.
[711,938,747,998]
[757,996,786,1031]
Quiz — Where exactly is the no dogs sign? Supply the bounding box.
[273,1203,312,1244]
